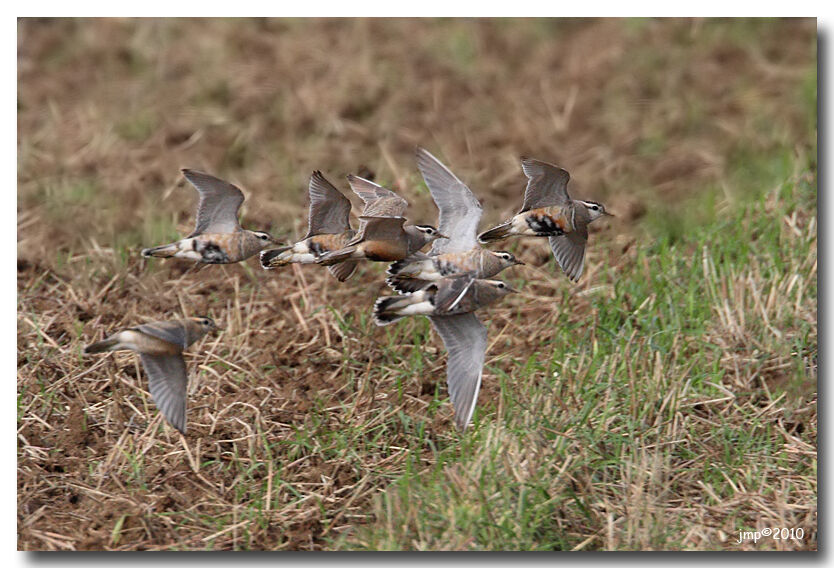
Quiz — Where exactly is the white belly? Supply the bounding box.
[113,330,145,351]
[172,238,205,261]
[511,215,537,236]
[399,301,435,316]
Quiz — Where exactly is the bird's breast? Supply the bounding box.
[310,232,353,255]
[194,233,237,263]
[362,240,407,261]
[434,250,479,275]
[521,207,572,236]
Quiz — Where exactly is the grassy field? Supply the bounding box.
[17,18,816,550]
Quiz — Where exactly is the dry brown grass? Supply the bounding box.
[348,181,816,551]
[18,18,816,550]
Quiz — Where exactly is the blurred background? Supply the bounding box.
[18,18,815,258]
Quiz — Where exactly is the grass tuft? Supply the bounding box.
[18,18,816,551]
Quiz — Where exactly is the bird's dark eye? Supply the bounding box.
[591,205,599,210]
[498,283,505,288]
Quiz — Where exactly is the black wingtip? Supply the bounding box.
[374,296,398,312]
[373,312,402,326]
[385,276,430,295]
[259,251,275,270]
[372,296,403,326]
[386,258,409,276]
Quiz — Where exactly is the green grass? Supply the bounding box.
[17,18,816,551]
[93,155,812,550]
[342,163,816,551]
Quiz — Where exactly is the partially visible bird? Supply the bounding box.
[142,169,276,264]
[84,316,219,434]
[260,171,358,281]
[373,274,516,431]
[386,250,522,294]
[316,175,444,266]
[386,147,524,293]
[478,158,612,281]
[348,174,409,218]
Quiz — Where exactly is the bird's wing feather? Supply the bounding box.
[134,320,189,350]
[347,175,408,217]
[352,216,406,244]
[305,171,353,238]
[182,169,245,236]
[429,313,487,431]
[415,147,482,255]
[548,224,588,282]
[519,158,571,212]
[139,353,188,434]
[433,274,477,313]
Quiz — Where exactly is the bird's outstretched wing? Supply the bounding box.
[305,171,353,238]
[429,313,488,431]
[182,169,245,236]
[139,353,188,434]
[519,158,571,212]
[347,175,409,218]
[548,225,588,282]
[415,147,482,256]
[350,215,406,245]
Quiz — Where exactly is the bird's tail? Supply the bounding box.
[373,296,413,326]
[141,243,179,258]
[84,337,119,354]
[385,254,430,293]
[478,221,513,243]
[385,257,421,278]
[316,246,357,266]
[327,260,358,282]
[259,245,294,269]
[385,274,431,294]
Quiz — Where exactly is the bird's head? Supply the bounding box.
[578,200,613,222]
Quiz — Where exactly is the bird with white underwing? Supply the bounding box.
[142,169,276,264]
[84,316,219,434]
[478,158,612,281]
[260,170,359,281]
[373,273,516,431]
[386,147,524,294]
